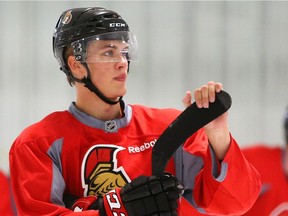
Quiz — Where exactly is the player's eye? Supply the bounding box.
[103,50,114,57]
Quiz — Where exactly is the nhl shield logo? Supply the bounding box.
[105,120,118,133]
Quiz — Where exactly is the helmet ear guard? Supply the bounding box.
[72,41,86,62]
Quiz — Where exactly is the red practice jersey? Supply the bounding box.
[242,145,288,216]
[9,102,260,216]
[0,171,17,216]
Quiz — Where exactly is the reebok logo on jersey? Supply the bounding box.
[128,139,157,154]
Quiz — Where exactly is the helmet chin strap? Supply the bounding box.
[80,62,122,105]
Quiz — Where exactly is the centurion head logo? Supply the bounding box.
[81,144,130,196]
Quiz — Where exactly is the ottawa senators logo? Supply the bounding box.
[81,144,130,197]
[62,10,72,25]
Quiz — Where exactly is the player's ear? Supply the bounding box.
[67,56,85,79]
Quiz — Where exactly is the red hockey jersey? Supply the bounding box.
[242,145,288,216]
[0,170,16,216]
[9,103,260,216]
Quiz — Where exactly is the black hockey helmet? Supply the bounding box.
[52,7,137,105]
[53,7,137,78]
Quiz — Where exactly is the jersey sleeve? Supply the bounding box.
[182,129,261,215]
[0,171,16,216]
[9,137,100,216]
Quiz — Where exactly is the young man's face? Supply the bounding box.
[85,40,130,100]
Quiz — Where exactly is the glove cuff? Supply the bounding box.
[71,195,98,212]
[102,188,128,216]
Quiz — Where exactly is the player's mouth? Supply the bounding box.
[114,74,127,82]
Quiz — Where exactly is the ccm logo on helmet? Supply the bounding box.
[109,23,126,27]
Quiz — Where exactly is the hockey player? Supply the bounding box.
[0,170,17,215]
[9,7,261,216]
[240,107,288,216]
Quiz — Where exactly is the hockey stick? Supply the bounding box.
[152,90,232,176]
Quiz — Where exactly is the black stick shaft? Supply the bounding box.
[152,90,232,176]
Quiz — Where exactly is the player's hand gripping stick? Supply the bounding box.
[152,90,232,176]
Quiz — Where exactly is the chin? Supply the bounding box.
[111,93,126,101]
[117,88,127,97]
[108,87,126,99]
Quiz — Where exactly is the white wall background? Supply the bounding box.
[1,1,288,174]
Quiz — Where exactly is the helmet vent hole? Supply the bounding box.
[89,17,100,22]
[103,14,120,19]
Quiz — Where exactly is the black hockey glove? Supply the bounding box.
[98,172,184,216]
[65,173,183,215]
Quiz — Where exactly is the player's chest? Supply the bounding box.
[61,133,160,196]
